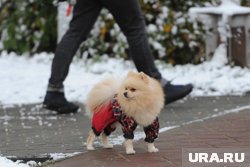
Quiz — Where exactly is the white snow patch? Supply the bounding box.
[0,156,37,167]
[1,50,250,105]
[48,152,81,161]
[189,0,250,16]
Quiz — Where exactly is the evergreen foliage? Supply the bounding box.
[1,0,248,64]
[0,0,57,54]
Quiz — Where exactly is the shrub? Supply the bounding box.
[81,0,216,64]
[0,0,233,65]
[0,0,57,54]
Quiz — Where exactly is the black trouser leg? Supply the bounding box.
[49,0,102,89]
[100,0,162,80]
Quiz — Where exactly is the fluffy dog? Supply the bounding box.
[85,71,164,154]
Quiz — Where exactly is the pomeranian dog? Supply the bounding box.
[85,71,164,154]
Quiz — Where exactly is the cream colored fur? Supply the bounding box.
[86,130,96,150]
[124,139,135,154]
[86,77,122,114]
[101,132,113,149]
[117,72,164,126]
[147,143,159,152]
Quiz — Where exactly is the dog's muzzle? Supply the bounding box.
[123,92,129,98]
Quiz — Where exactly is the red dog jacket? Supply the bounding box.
[92,96,159,143]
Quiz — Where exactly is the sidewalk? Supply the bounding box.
[0,95,250,165]
[45,109,250,167]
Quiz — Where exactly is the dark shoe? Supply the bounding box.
[164,82,193,104]
[43,92,79,114]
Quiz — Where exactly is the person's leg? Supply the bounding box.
[100,0,193,104]
[49,0,102,88]
[44,0,102,113]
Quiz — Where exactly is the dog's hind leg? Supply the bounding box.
[147,143,159,153]
[86,130,96,150]
[101,123,117,149]
[101,132,113,149]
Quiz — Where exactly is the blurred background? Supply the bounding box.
[1,0,249,65]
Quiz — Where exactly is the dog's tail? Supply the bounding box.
[86,77,122,114]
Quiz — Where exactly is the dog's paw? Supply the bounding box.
[86,145,95,150]
[148,147,159,153]
[103,143,113,149]
[147,143,159,153]
[126,149,136,155]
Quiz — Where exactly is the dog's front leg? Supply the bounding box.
[86,130,96,150]
[124,139,136,154]
[147,143,159,153]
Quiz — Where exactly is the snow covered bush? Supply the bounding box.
[80,0,218,64]
[1,0,248,64]
[0,0,57,54]
[141,0,209,64]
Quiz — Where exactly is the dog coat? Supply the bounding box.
[92,96,159,143]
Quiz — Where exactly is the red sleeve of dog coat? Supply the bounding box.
[92,102,117,136]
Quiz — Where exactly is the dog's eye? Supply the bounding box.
[125,87,128,90]
[130,88,136,92]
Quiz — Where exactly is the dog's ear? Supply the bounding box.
[138,72,149,84]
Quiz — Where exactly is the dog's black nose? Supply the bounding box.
[123,92,128,98]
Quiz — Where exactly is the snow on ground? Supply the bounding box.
[0,152,83,167]
[48,152,81,161]
[0,156,37,167]
[1,48,250,106]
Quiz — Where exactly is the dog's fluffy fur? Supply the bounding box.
[86,71,164,154]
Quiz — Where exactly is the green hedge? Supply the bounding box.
[0,0,57,54]
[3,0,248,64]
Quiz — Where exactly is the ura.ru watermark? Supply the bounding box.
[182,148,250,167]
[189,152,244,163]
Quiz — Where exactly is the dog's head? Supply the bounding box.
[119,71,152,101]
[117,71,164,126]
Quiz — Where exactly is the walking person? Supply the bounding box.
[43,0,193,114]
